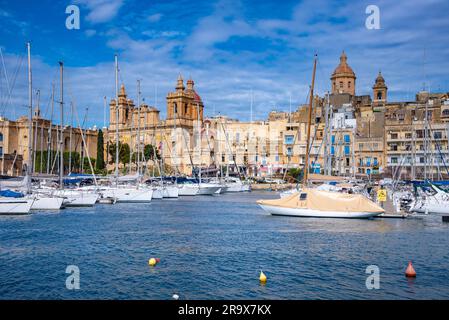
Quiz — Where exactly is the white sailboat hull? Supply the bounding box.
[31,196,64,210]
[258,204,381,219]
[162,186,179,198]
[152,188,163,199]
[177,184,199,196]
[102,188,153,203]
[198,184,222,195]
[53,190,99,207]
[411,203,449,214]
[0,198,34,214]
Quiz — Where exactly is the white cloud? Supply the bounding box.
[147,13,163,23]
[85,29,97,37]
[76,0,124,24]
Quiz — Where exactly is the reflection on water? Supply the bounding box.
[1,191,449,300]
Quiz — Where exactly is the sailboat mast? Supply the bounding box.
[33,90,40,173]
[197,102,202,183]
[69,101,73,173]
[137,80,141,176]
[59,61,64,189]
[114,54,119,185]
[47,82,54,174]
[26,42,33,193]
[303,54,317,185]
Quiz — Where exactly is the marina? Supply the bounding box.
[1,0,449,304]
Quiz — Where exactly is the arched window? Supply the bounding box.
[173,102,178,114]
[377,91,383,100]
[64,137,70,151]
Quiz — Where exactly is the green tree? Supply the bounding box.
[143,144,161,161]
[108,141,130,165]
[287,167,303,182]
[96,129,105,170]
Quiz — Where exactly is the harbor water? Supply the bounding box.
[1,191,449,300]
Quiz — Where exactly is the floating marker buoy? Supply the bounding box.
[155,258,161,263]
[405,261,416,277]
[172,294,179,300]
[259,270,267,283]
[148,258,157,266]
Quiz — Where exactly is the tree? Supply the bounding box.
[143,144,161,161]
[108,141,130,165]
[287,167,303,182]
[96,129,105,170]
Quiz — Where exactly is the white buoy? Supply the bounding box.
[172,294,179,300]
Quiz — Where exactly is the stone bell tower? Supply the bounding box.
[372,71,387,105]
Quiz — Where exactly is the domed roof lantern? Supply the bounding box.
[176,74,185,91]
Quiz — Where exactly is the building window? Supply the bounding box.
[390,144,398,151]
[344,135,350,143]
[331,135,335,144]
[434,131,443,139]
[391,157,398,164]
[442,109,449,117]
[275,155,279,162]
[373,143,379,149]
[339,81,343,89]
[299,193,307,201]
[284,135,294,145]
[331,146,335,155]
[348,81,351,89]
[359,143,363,150]
[0,146,2,157]
[0,133,3,142]
[345,158,350,166]
[286,147,293,156]
[174,103,178,114]
[235,132,240,143]
[222,154,225,162]
[344,145,350,155]
[405,133,412,139]
[390,133,398,139]
[373,158,378,166]
[366,157,371,166]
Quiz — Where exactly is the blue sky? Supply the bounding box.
[1,0,449,127]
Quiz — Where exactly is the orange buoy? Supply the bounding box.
[405,261,416,277]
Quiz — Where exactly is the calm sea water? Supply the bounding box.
[1,191,449,300]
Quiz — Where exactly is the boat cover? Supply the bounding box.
[258,188,384,213]
[0,189,24,198]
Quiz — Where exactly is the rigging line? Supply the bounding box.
[0,48,11,113]
[0,51,24,115]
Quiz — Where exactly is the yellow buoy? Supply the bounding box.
[259,270,267,283]
[148,258,157,266]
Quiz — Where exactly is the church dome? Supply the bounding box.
[193,91,202,102]
[331,51,356,79]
